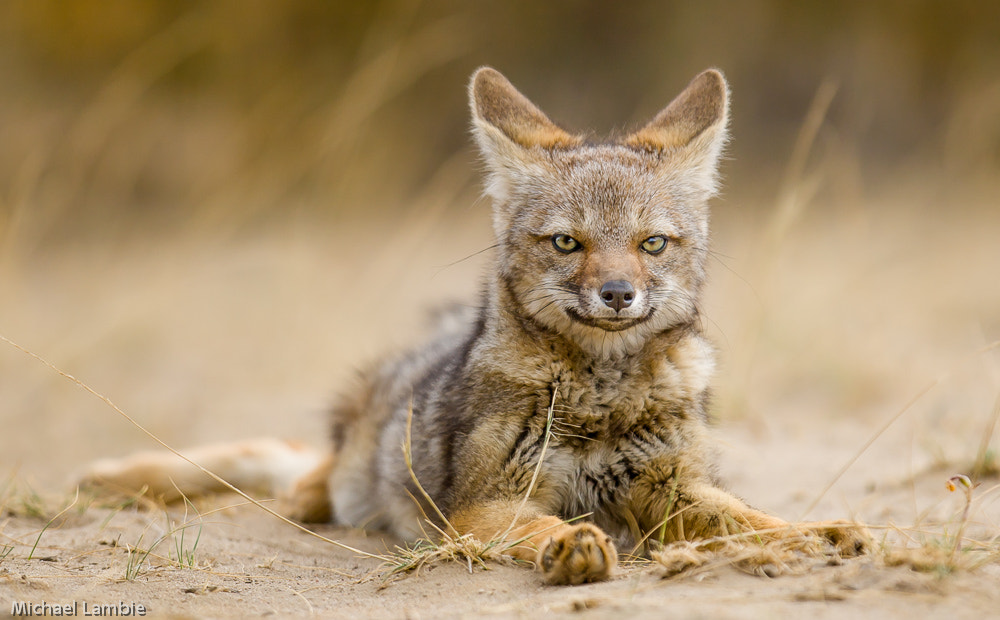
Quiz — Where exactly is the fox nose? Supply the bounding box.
[599,280,635,312]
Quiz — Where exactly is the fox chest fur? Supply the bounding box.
[431,311,717,540]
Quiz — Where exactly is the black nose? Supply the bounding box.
[599,280,635,312]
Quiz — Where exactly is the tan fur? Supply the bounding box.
[82,438,326,504]
[471,68,583,150]
[81,68,869,585]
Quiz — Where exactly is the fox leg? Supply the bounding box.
[279,453,335,522]
[449,500,617,585]
[633,478,869,556]
[794,519,871,556]
[79,438,329,516]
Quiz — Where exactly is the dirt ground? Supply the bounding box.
[1,180,999,618]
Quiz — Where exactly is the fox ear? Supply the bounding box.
[470,67,580,151]
[469,67,581,204]
[624,69,729,194]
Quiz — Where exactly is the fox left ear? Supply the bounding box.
[624,69,730,195]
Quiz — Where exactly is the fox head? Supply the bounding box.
[470,68,728,359]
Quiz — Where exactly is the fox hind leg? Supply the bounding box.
[79,438,330,519]
[278,453,335,522]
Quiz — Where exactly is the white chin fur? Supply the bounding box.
[529,300,688,359]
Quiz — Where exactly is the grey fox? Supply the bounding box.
[82,68,869,585]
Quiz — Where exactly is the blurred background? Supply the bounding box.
[1,0,998,523]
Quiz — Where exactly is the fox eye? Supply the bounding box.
[552,234,581,253]
[641,235,668,254]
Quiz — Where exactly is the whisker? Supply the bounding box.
[433,243,499,271]
[550,431,596,442]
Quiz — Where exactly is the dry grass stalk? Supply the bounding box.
[971,394,1000,479]
[883,475,1000,575]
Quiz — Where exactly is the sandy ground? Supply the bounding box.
[1,182,999,618]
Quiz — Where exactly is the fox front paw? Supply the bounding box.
[805,520,871,557]
[537,523,617,585]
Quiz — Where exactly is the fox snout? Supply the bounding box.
[599,280,635,312]
[579,249,645,317]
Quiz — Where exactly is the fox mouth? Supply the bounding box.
[565,308,654,331]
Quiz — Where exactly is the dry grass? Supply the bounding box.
[381,535,519,582]
[880,475,1000,576]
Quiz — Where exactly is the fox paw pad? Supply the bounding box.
[538,523,617,585]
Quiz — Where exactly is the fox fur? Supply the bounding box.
[82,68,868,585]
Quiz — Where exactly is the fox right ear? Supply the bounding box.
[469,68,581,204]
[470,67,580,151]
